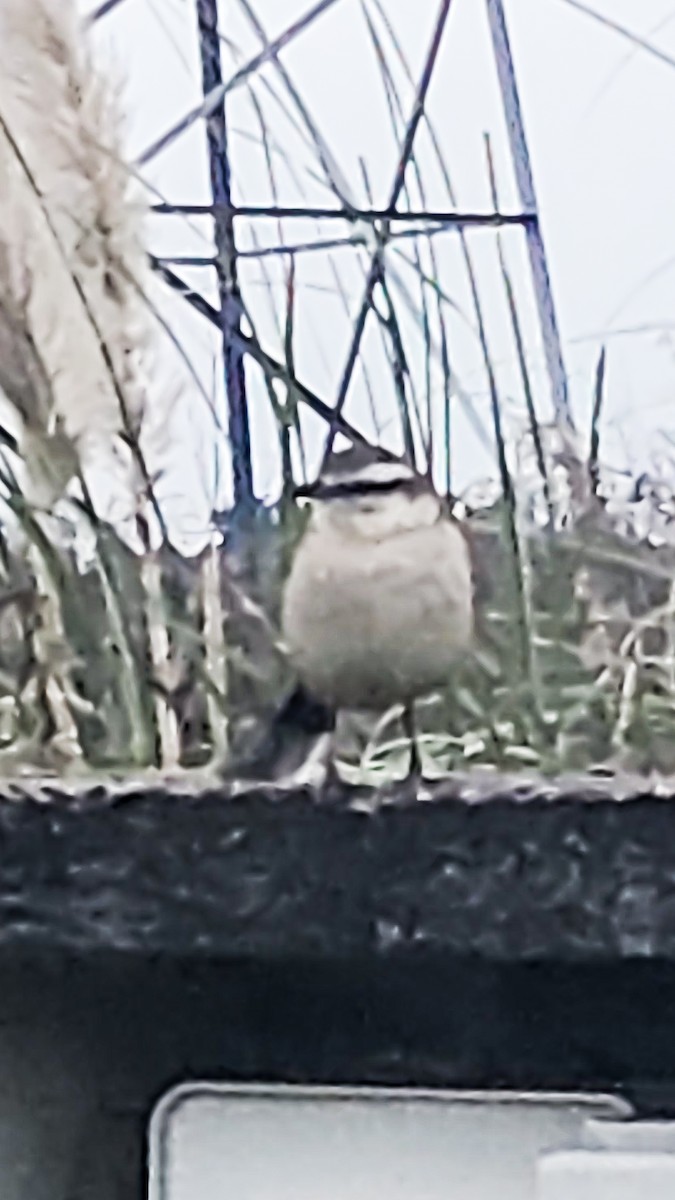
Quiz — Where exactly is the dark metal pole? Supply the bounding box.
[485,0,574,433]
[196,0,255,509]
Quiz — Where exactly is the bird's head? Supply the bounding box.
[294,442,440,537]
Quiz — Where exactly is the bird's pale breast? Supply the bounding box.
[281,514,473,709]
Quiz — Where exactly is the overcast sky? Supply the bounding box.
[87,0,675,550]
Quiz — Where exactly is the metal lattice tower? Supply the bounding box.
[97,0,573,507]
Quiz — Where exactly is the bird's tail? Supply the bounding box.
[219,684,336,786]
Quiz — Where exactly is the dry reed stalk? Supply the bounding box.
[141,554,181,770]
[0,0,155,508]
[201,539,228,761]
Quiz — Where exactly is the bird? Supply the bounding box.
[274,440,474,786]
[221,441,474,788]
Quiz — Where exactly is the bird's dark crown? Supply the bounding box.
[294,442,425,501]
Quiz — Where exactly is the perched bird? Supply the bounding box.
[276,440,474,784]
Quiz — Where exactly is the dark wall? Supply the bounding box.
[2,950,675,1199]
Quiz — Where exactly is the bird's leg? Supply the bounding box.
[307,729,346,805]
[402,702,422,779]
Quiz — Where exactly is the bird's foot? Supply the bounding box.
[400,702,425,800]
[312,756,348,806]
[398,764,425,803]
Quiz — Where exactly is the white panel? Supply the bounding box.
[149,1085,630,1200]
[538,1150,675,1200]
[583,1120,675,1152]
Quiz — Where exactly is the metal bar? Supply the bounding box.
[196,0,254,508]
[86,0,129,23]
[155,215,536,268]
[156,256,217,267]
[485,0,573,430]
[322,0,455,464]
[138,0,341,168]
[150,259,376,452]
[150,202,536,224]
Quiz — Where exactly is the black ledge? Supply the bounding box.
[0,772,675,960]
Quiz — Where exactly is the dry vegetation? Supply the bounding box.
[0,0,672,782]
